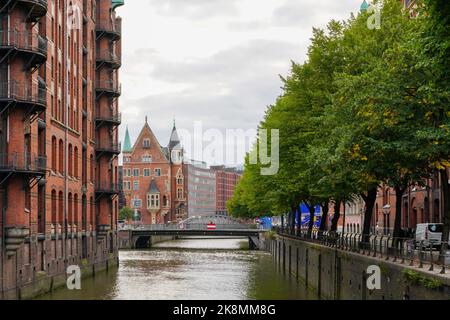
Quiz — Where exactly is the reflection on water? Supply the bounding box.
[36,238,315,300]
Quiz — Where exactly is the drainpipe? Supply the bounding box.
[64,0,69,272]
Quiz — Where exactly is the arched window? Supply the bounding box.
[90,154,94,182]
[51,136,57,171]
[51,190,57,224]
[74,193,79,226]
[58,191,64,225]
[90,196,94,227]
[68,193,73,224]
[74,146,79,178]
[59,139,64,173]
[68,144,73,176]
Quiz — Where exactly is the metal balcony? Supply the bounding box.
[95,18,121,41]
[0,152,46,175]
[95,182,122,195]
[1,0,48,21]
[96,50,121,69]
[0,30,48,69]
[0,80,47,112]
[95,80,121,99]
[95,111,121,127]
[96,142,121,155]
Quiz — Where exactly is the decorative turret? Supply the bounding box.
[168,120,183,164]
[168,120,181,150]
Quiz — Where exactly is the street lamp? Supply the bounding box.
[383,204,391,235]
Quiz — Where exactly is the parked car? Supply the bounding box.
[415,223,450,249]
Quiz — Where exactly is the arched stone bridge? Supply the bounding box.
[118,216,267,250]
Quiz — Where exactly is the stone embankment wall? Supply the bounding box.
[267,234,450,300]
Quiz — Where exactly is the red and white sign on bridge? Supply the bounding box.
[207,223,217,230]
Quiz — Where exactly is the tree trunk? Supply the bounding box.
[330,200,341,232]
[289,206,296,235]
[361,187,377,244]
[393,186,405,239]
[306,202,316,237]
[439,169,450,264]
[319,203,329,231]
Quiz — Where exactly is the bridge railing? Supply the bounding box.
[120,223,258,231]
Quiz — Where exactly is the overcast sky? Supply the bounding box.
[118,0,362,166]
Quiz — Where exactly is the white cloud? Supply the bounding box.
[118,0,362,166]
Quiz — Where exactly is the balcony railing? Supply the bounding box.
[96,142,121,154]
[95,182,122,194]
[0,152,46,173]
[0,30,48,62]
[96,49,121,68]
[95,18,122,39]
[18,0,48,20]
[95,111,121,125]
[95,80,121,97]
[0,81,47,107]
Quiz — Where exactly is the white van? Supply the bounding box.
[415,223,450,248]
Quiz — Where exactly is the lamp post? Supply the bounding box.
[383,204,391,236]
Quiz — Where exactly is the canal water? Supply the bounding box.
[36,238,315,300]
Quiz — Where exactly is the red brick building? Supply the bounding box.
[122,119,187,224]
[373,172,445,236]
[211,166,241,216]
[0,0,123,299]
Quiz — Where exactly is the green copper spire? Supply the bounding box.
[112,0,124,10]
[123,125,132,153]
[360,0,369,12]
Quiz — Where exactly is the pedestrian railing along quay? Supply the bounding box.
[274,227,450,275]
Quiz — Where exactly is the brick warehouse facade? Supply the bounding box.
[122,119,187,224]
[0,0,124,299]
[211,166,241,216]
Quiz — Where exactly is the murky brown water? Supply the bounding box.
[36,237,315,300]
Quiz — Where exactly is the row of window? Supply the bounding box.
[51,136,94,181]
[130,190,184,209]
[123,155,153,163]
[123,168,161,177]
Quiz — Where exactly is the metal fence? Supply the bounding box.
[274,227,450,274]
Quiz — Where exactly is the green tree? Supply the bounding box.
[119,207,134,222]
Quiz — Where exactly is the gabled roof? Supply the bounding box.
[129,118,170,162]
[148,178,160,193]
